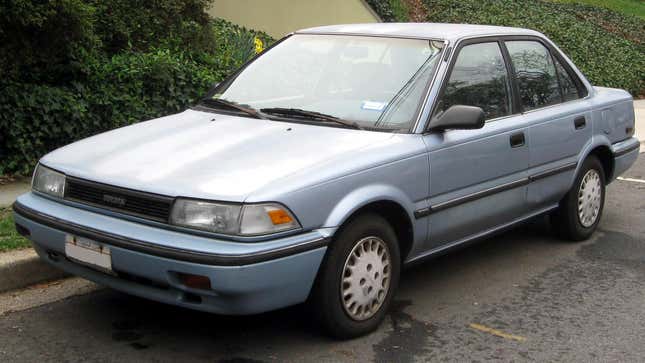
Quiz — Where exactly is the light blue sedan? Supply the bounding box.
[14,23,639,338]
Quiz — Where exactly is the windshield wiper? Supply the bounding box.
[200,98,267,119]
[260,108,363,130]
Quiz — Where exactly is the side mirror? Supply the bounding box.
[428,105,485,131]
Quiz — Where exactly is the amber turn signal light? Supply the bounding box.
[267,209,293,225]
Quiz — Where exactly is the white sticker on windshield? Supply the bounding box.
[361,101,388,111]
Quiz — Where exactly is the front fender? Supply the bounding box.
[323,183,417,228]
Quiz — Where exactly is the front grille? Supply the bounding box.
[64,177,173,222]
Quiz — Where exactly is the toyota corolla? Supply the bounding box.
[14,23,639,338]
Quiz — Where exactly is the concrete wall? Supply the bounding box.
[208,0,381,39]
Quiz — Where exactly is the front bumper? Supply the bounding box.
[13,192,329,315]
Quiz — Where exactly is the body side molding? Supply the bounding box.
[415,161,579,218]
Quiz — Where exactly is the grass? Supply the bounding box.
[548,0,645,19]
[0,207,30,252]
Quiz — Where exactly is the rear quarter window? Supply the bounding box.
[553,55,585,102]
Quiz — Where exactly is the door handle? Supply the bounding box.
[510,132,525,148]
[574,116,586,130]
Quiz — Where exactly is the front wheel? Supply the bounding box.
[310,213,400,339]
[551,155,606,241]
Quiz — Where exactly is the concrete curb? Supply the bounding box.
[0,248,68,293]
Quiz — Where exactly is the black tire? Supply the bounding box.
[551,156,605,241]
[310,213,401,339]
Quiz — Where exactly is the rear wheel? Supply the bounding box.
[311,213,400,339]
[551,156,605,241]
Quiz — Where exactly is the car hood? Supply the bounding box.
[41,109,395,202]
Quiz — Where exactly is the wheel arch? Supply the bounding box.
[577,136,614,184]
[340,200,414,262]
[324,185,417,262]
[587,145,614,183]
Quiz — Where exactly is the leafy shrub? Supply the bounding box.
[549,0,645,20]
[0,82,88,174]
[423,0,644,97]
[563,3,644,46]
[0,0,100,85]
[365,0,396,22]
[0,1,273,175]
[87,0,214,54]
[365,0,410,22]
[211,18,275,74]
[389,0,411,22]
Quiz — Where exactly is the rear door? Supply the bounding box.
[503,39,591,209]
[421,39,531,250]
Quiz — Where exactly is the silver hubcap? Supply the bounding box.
[341,236,391,321]
[578,169,602,227]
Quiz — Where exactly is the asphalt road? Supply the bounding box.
[1,154,644,362]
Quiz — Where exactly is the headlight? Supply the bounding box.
[170,199,300,236]
[32,164,66,198]
[170,200,242,235]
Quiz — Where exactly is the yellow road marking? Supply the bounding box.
[617,176,645,184]
[469,323,527,342]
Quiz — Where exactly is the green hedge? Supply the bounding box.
[423,0,644,97]
[0,1,273,175]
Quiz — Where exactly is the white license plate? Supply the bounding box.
[65,235,113,273]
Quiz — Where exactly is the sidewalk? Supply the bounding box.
[0,178,30,208]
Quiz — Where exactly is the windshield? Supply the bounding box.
[204,34,444,131]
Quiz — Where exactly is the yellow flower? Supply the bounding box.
[254,37,264,54]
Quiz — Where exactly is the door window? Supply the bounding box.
[436,42,511,120]
[505,41,561,111]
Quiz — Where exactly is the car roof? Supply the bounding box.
[295,23,543,42]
